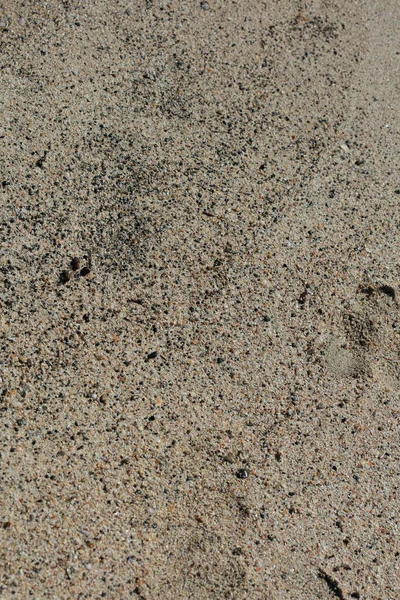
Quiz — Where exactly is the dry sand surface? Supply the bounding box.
[1,0,400,598]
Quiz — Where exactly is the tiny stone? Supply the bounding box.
[235,468,248,479]
[148,351,158,359]
[80,266,91,277]
[60,270,72,284]
[263,315,271,322]
[71,257,80,271]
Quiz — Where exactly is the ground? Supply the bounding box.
[0,1,399,598]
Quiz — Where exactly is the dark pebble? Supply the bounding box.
[147,351,158,359]
[394,189,400,195]
[80,266,91,277]
[263,315,271,322]
[71,257,80,271]
[235,468,248,479]
[216,357,224,364]
[60,270,72,284]
[298,289,309,305]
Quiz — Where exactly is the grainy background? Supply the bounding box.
[0,1,399,598]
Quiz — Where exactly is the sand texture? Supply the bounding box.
[1,0,400,598]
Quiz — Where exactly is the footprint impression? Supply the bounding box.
[326,284,400,389]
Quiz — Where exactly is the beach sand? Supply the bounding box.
[1,1,399,598]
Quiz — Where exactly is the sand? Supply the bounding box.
[1,0,399,598]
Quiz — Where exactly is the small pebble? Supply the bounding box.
[80,266,91,277]
[147,351,158,359]
[71,257,80,271]
[60,270,72,284]
[235,468,248,479]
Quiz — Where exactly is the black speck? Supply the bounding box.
[298,288,309,305]
[71,257,80,271]
[80,266,91,277]
[147,351,158,359]
[35,151,47,168]
[235,468,248,479]
[60,270,72,284]
[216,357,224,364]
